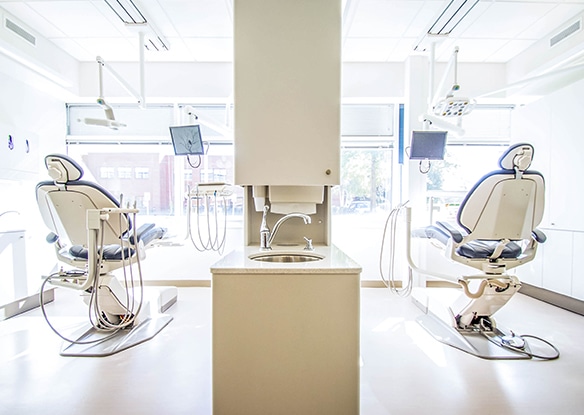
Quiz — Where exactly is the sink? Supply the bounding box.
[249,252,324,263]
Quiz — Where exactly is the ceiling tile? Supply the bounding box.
[1,0,583,64]
[484,39,537,63]
[26,0,123,37]
[343,37,397,61]
[458,2,557,40]
[436,38,512,62]
[347,0,427,38]
[74,37,136,61]
[182,37,232,62]
[160,0,232,38]
[520,3,584,39]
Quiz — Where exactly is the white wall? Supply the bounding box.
[73,61,508,103]
[0,70,67,301]
[511,77,584,299]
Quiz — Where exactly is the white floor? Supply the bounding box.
[1,286,584,415]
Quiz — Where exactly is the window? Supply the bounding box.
[135,167,150,179]
[100,167,115,179]
[201,168,227,183]
[118,167,132,179]
[65,103,512,282]
[423,105,513,222]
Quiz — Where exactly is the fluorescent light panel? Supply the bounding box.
[103,0,169,51]
[104,0,147,24]
[428,0,479,36]
[145,34,169,52]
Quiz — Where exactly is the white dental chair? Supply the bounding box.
[36,154,175,356]
[413,143,551,359]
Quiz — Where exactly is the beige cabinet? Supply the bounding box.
[212,272,360,415]
[234,0,341,186]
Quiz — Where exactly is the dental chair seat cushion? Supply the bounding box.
[70,245,135,261]
[130,224,167,246]
[68,224,166,261]
[456,240,522,259]
[414,226,522,259]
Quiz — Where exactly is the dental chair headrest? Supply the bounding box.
[498,143,534,172]
[45,154,84,184]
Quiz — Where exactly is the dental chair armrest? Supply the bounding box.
[46,232,59,244]
[412,225,450,246]
[129,223,166,246]
[435,221,464,243]
[532,228,547,243]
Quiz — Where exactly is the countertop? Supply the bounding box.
[211,244,362,274]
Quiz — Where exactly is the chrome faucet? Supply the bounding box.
[260,205,312,250]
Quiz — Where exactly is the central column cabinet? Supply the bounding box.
[212,1,359,414]
[233,0,341,186]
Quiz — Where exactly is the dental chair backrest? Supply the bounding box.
[457,143,544,242]
[36,154,130,248]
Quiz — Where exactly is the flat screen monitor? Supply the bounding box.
[169,125,204,156]
[409,131,447,160]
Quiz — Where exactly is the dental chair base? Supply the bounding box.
[453,274,520,329]
[416,311,532,360]
[60,313,173,357]
[45,271,175,357]
[413,277,531,360]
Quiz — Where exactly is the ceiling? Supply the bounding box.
[1,0,584,64]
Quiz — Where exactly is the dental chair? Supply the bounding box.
[36,154,175,356]
[413,143,551,359]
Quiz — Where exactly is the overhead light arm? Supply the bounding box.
[431,46,460,108]
[184,106,233,138]
[97,55,145,108]
[427,46,475,118]
[420,45,473,135]
[83,58,127,130]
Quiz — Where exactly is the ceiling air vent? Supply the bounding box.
[550,19,581,48]
[4,18,36,46]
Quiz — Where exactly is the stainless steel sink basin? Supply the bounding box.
[249,252,324,263]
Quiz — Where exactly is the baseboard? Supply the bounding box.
[140,279,460,289]
[1,288,55,321]
[519,283,584,316]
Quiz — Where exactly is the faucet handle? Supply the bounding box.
[303,237,314,251]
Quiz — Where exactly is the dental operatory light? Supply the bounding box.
[432,46,475,118]
[82,57,126,130]
[433,96,474,117]
[418,46,474,140]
